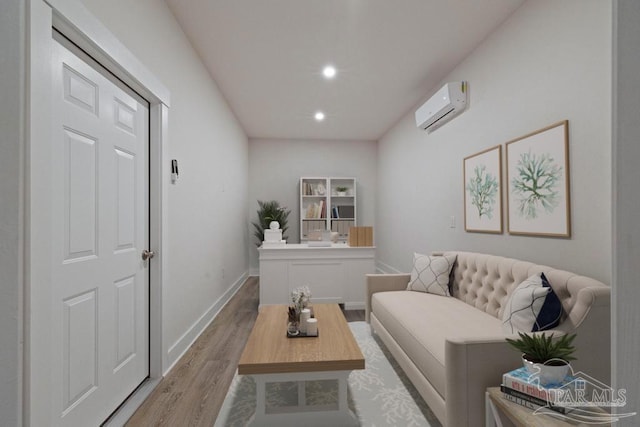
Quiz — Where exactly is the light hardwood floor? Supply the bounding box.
[125,277,365,426]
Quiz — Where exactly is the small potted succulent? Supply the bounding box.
[335,186,348,196]
[506,332,577,385]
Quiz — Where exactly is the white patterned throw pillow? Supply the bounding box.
[502,273,564,334]
[407,253,457,296]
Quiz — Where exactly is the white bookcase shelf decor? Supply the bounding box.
[300,177,356,241]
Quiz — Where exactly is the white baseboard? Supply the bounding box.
[375,260,402,274]
[249,267,259,277]
[164,271,249,375]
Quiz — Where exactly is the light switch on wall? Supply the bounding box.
[450,216,456,228]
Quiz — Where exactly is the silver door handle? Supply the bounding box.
[142,249,155,261]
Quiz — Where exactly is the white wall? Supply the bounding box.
[0,0,24,424]
[77,0,250,370]
[377,0,612,283]
[613,0,640,422]
[248,139,377,272]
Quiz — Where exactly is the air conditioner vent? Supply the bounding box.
[415,82,467,133]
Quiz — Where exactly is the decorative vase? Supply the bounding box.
[337,191,346,196]
[299,308,311,334]
[287,321,300,336]
[522,355,570,386]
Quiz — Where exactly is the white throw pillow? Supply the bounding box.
[407,253,457,296]
[502,273,563,334]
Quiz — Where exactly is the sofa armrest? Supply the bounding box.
[564,286,611,383]
[567,286,610,327]
[365,274,410,323]
[445,336,521,426]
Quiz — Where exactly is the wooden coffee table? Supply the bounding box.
[238,303,365,426]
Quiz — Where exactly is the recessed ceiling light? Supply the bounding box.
[322,65,336,79]
[314,111,325,121]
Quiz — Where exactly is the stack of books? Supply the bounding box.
[305,201,325,219]
[501,367,573,414]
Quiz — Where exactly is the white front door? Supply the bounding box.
[49,35,150,425]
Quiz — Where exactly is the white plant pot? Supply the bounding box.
[522,355,570,386]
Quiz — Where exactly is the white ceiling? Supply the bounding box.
[165,0,525,141]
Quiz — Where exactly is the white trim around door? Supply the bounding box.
[26,0,169,424]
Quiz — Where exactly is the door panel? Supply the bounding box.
[63,128,98,261]
[63,64,98,115]
[114,275,136,370]
[62,289,98,413]
[51,35,149,426]
[115,148,136,251]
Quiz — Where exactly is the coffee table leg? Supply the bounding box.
[248,371,358,427]
[298,380,306,406]
[337,371,350,416]
[254,376,266,423]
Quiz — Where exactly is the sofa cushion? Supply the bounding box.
[407,253,457,296]
[371,290,504,397]
[501,273,563,334]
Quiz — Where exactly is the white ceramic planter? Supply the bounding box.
[522,355,570,386]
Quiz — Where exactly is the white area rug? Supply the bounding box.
[214,321,441,426]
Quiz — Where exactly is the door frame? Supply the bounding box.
[26,0,168,424]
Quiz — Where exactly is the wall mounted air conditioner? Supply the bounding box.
[415,81,467,133]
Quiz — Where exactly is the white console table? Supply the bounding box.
[258,243,376,309]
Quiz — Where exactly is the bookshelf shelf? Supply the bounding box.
[300,177,356,242]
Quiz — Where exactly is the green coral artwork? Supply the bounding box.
[466,164,499,219]
[511,150,562,219]
[506,121,570,237]
[464,145,502,233]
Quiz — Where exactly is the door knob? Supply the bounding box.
[142,249,155,261]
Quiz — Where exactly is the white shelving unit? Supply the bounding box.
[300,177,356,242]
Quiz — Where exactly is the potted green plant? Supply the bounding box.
[506,332,577,385]
[252,200,291,246]
[335,186,348,196]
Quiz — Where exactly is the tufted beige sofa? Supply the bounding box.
[366,251,610,427]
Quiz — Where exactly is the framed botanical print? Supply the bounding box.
[506,120,571,237]
[464,145,502,233]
